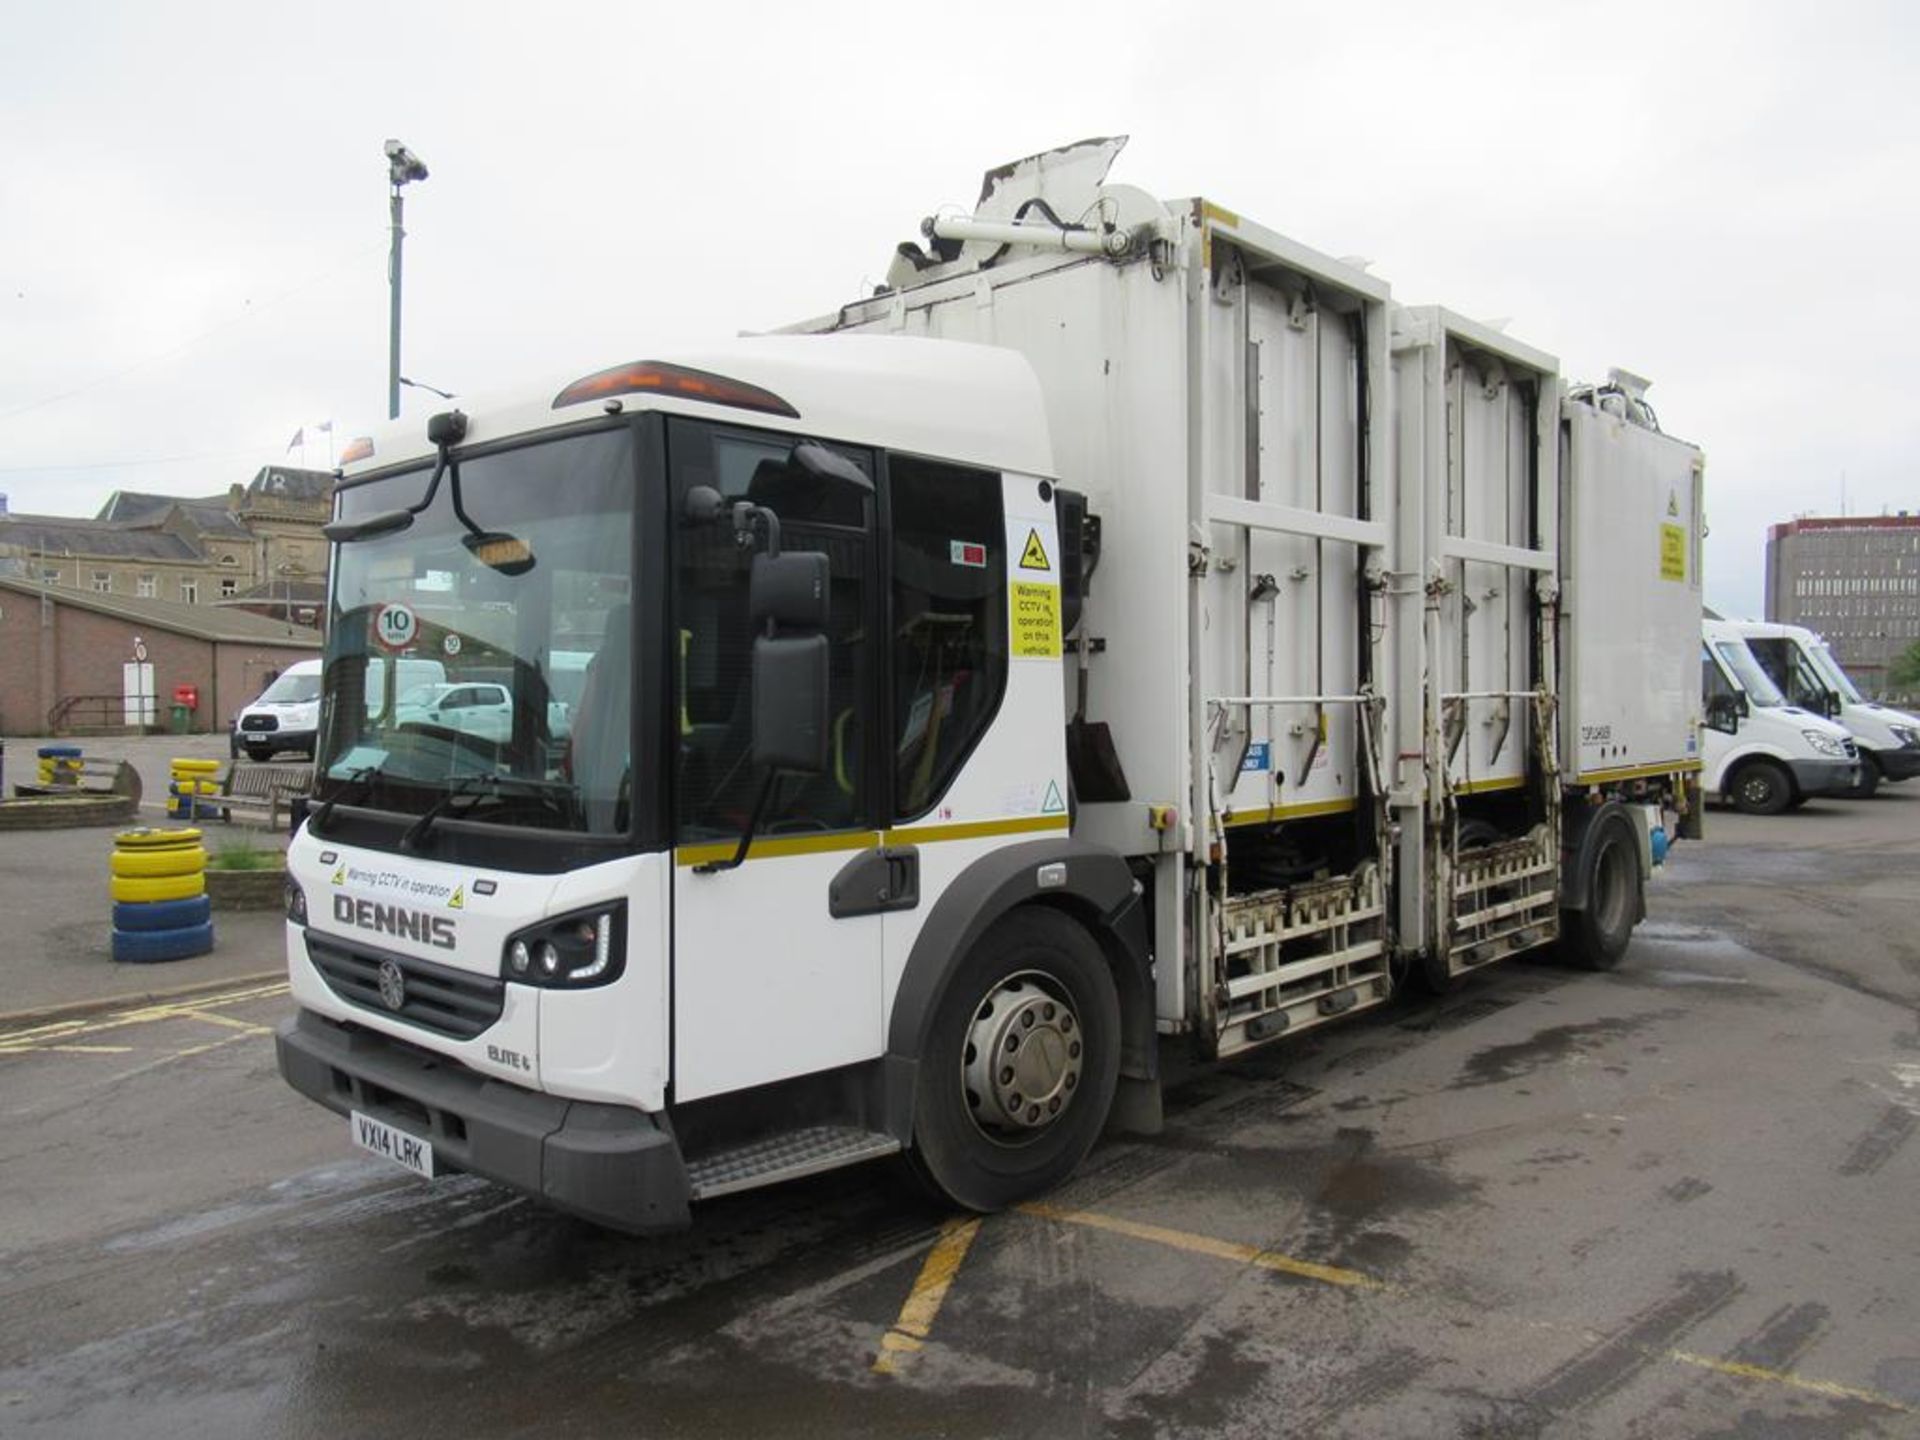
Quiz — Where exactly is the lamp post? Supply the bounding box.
[385,139,430,421]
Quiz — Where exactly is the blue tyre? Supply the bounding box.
[112,922,216,964]
[38,745,82,758]
[113,896,214,933]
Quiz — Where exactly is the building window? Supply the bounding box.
[40,567,60,584]
[91,571,112,594]
[137,573,157,598]
[220,554,237,566]
[220,578,239,598]
[181,579,198,604]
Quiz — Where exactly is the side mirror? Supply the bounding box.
[752,634,829,774]
[751,552,828,630]
[789,441,874,495]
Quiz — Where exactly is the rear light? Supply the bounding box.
[551,361,799,418]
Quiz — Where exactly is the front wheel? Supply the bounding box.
[1562,811,1641,971]
[1729,760,1793,816]
[908,907,1121,1213]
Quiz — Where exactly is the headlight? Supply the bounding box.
[500,903,625,988]
[285,878,308,925]
[1891,725,1920,748]
[1801,729,1848,758]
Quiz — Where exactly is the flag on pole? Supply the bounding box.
[287,427,305,452]
[315,420,333,434]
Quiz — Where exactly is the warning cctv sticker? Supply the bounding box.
[1009,581,1061,658]
[1018,528,1052,572]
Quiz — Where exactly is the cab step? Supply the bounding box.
[685,1125,902,1200]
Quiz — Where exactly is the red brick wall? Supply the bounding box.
[0,593,317,734]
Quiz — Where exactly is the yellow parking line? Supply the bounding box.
[171,1032,259,1061]
[0,1043,134,1056]
[0,982,289,1053]
[872,1216,983,1375]
[1015,1202,1909,1414]
[176,1009,274,1036]
[1019,1201,1388,1290]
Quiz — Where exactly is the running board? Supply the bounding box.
[685,1125,901,1200]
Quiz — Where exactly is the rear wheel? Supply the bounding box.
[1729,759,1793,816]
[909,907,1120,1213]
[245,745,273,764]
[1562,811,1640,970]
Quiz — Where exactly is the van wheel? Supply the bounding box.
[1729,760,1792,815]
[1844,755,1881,800]
[1562,811,1641,970]
[908,908,1120,1213]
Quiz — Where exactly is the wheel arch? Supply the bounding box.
[880,837,1155,1145]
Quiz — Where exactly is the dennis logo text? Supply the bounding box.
[333,895,457,950]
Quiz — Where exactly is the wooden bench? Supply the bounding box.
[216,762,314,829]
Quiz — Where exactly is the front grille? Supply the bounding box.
[305,933,504,1040]
[241,715,278,732]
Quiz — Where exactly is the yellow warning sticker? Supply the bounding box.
[1659,523,1686,582]
[1018,528,1051,572]
[1009,581,1061,658]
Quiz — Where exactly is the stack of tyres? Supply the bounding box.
[169,758,221,820]
[110,828,215,963]
[38,745,84,787]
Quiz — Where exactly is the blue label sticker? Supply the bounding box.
[1241,742,1271,773]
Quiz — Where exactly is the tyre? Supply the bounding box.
[110,845,209,879]
[1844,755,1881,800]
[115,826,203,849]
[908,907,1121,1213]
[113,896,213,932]
[1729,760,1793,816]
[172,759,221,775]
[245,746,274,764]
[112,922,216,964]
[111,872,206,905]
[1562,810,1641,971]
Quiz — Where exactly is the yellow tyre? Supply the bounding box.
[111,872,206,904]
[171,759,221,775]
[115,827,204,850]
[111,846,208,879]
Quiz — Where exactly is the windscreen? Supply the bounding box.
[1807,641,1864,704]
[258,670,321,704]
[316,426,636,836]
[1714,640,1787,708]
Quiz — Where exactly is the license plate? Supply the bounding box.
[351,1110,435,1178]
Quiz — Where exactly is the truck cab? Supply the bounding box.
[1700,618,1859,812]
[1730,619,1920,797]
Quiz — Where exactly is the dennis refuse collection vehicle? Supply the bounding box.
[275,139,1705,1231]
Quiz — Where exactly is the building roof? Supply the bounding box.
[1770,514,1920,541]
[244,466,333,503]
[0,575,323,647]
[96,490,255,538]
[0,514,201,561]
[221,578,328,605]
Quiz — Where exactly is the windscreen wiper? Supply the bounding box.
[401,772,581,851]
[311,765,383,832]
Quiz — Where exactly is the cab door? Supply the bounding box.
[667,419,885,1103]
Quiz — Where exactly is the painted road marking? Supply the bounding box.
[872,1216,983,1375]
[1015,1202,1910,1414]
[0,982,289,1055]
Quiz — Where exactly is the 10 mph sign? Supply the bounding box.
[373,602,418,651]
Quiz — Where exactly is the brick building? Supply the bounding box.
[0,576,320,736]
[1765,513,1920,695]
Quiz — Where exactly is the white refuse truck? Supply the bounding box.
[276,138,1704,1231]
[1729,618,1920,797]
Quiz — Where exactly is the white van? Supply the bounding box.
[234,657,446,763]
[1701,619,1859,812]
[1730,619,1920,798]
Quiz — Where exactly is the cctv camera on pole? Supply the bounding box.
[385,139,429,420]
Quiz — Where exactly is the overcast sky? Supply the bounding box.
[4,1,1915,618]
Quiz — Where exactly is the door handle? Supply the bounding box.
[828,845,920,918]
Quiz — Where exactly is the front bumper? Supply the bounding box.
[276,1009,691,1232]
[241,727,314,754]
[1869,746,1920,782]
[1789,758,1859,796]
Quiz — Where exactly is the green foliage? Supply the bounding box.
[205,836,284,872]
[1889,640,1920,695]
